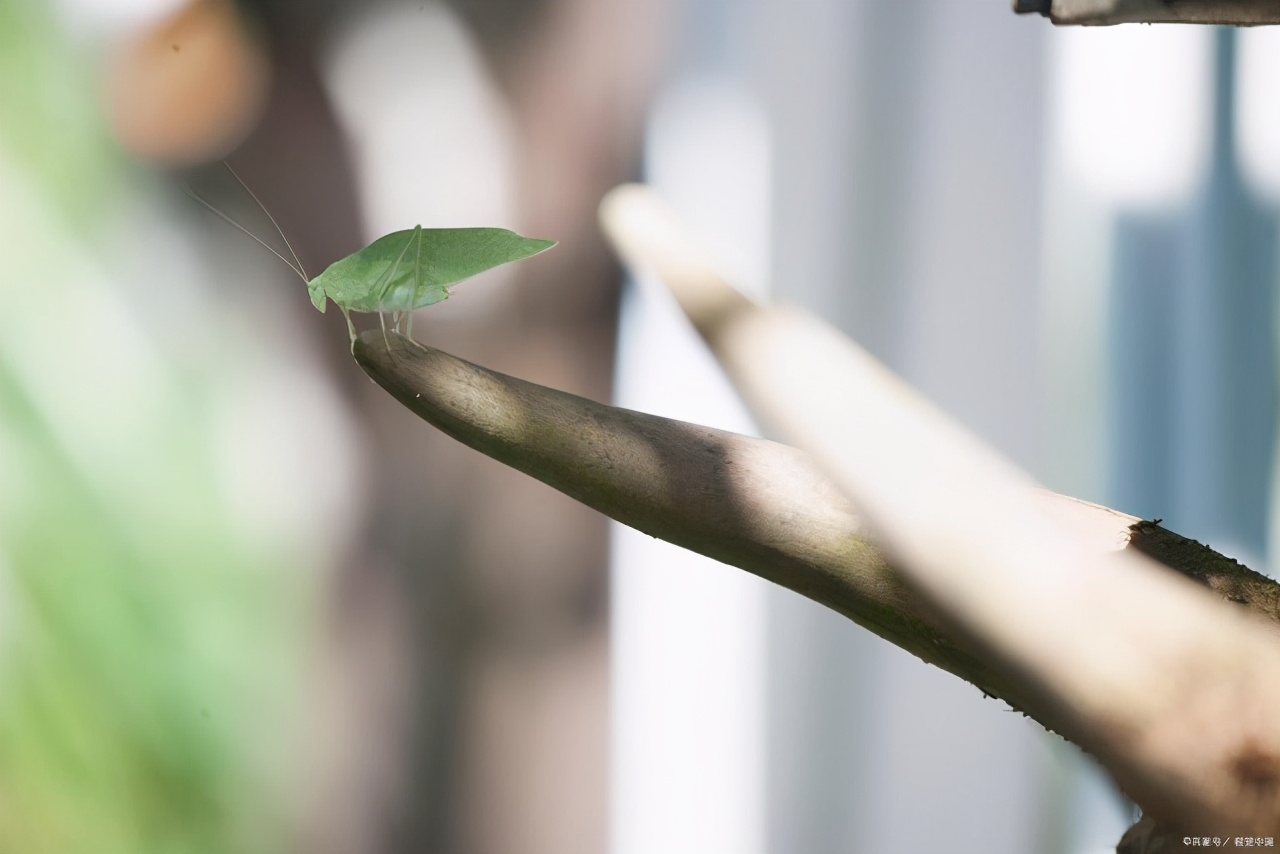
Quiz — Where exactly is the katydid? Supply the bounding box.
[189,164,556,341]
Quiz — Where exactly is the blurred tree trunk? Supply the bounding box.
[229,2,670,852]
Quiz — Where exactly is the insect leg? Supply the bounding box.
[373,235,415,308]
[340,307,355,343]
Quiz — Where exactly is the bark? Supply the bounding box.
[599,184,1280,836]
[354,327,1280,836]
[1013,0,1280,25]
[354,330,1280,687]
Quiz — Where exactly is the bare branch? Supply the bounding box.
[599,183,1280,833]
[1013,0,1280,25]
[354,322,1280,833]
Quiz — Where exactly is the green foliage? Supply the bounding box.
[0,363,299,854]
[0,5,306,854]
[0,0,116,230]
[306,225,555,313]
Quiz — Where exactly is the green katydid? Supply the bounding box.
[190,164,556,340]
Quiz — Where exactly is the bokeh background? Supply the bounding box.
[3,1,1279,852]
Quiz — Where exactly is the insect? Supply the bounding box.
[189,164,556,340]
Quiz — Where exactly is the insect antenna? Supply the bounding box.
[185,187,310,285]
[222,161,310,281]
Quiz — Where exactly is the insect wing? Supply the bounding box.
[307,227,556,314]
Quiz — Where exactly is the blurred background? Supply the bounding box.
[3,1,1278,852]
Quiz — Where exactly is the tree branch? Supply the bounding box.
[1013,0,1280,25]
[354,322,1280,832]
[598,184,1280,834]
[355,331,1033,706]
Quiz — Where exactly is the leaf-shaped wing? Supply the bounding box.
[307,227,555,313]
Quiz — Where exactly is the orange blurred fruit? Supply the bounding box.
[104,0,269,165]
